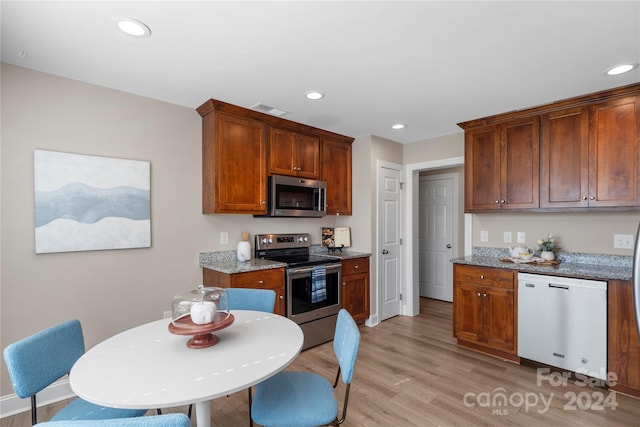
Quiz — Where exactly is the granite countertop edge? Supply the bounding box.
[200,248,372,275]
[451,248,633,281]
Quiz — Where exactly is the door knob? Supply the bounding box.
[382,249,389,254]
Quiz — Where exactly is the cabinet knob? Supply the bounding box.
[342,282,346,286]
[480,275,485,279]
[279,295,284,300]
[483,293,487,297]
[495,200,500,204]
[582,196,588,200]
[258,280,264,285]
[500,200,506,204]
[477,292,481,297]
[354,265,359,269]
[589,195,595,200]
[262,200,267,205]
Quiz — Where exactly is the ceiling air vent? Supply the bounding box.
[250,103,289,117]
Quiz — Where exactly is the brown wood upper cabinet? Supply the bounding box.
[463,117,539,212]
[460,83,640,213]
[268,127,320,179]
[322,137,353,215]
[201,110,267,214]
[541,95,640,208]
[197,98,353,215]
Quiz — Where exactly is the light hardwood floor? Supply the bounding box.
[3,298,640,426]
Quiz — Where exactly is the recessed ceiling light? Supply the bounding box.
[305,91,324,100]
[605,63,638,76]
[114,17,151,38]
[392,124,405,130]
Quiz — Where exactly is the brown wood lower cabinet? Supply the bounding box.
[341,257,370,323]
[453,264,518,362]
[203,267,286,316]
[608,279,640,397]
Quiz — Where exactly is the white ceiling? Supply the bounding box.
[2,1,639,144]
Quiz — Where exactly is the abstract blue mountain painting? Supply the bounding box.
[35,183,150,227]
[34,150,151,254]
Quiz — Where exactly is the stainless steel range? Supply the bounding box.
[255,233,341,349]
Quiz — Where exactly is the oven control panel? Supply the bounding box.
[255,233,311,250]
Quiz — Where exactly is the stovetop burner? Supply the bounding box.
[254,233,339,268]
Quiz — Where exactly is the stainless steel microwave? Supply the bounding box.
[264,175,327,217]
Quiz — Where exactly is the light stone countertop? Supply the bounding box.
[200,247,371,275]
[450,247,632,281]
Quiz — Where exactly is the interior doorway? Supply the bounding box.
[418,172,459,302]
[402,156,466,316]
[377,160,403,322]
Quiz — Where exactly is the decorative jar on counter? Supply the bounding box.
[540,251,555,261]
[237,231,251,262]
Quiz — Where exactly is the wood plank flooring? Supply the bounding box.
[3,298,640,426]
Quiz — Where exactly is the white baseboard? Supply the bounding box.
[365,313,378,327]
[0,379,74,419]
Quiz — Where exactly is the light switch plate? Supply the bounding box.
[480,231,489,242]
[503,231,512,243]
[220,231,229,245]
[517,232,526,244]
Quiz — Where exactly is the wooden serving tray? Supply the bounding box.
[499,257,560,266]
[168,312,234,349]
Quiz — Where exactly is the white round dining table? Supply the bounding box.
[70,310,304,427]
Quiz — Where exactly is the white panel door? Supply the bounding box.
[419,174,455,302]
[379,162,402,321]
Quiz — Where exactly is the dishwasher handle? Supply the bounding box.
[548,283,570,290]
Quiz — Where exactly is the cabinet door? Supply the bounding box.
[268,127,297,176]
[268,128,320,179]
[464,126,501,211]
[589,95,640,207]
[540,107,590,208]
[453,283,483,343]
[608,280,640,396]
[206,113,267,214]
[296,134,320,179]
[482,286,515,352]
[322,138,352,215]
[501,117,539,209]
[342,272,369,323]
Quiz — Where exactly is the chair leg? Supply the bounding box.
[31,395,37,426]
[248,387,253,427]
[187,404,192,419]
[156,408,162,415]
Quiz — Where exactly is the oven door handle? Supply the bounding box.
[288,264,341,275]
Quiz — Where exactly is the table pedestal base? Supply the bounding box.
[195,400,211,427]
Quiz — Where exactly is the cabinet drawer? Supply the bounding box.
[454,265,514,289]
[342,257,370,275]
[231,268,284,290]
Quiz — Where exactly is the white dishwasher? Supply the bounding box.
[518,273,607,380]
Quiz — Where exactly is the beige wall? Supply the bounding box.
[403,132,463,164]
[0,64,348,397]
[473,212,640,255]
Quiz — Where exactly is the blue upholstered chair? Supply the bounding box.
[3,320,148,425]
[251,309,361,427]
[223,288,277,313]
[33,413,191,427]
